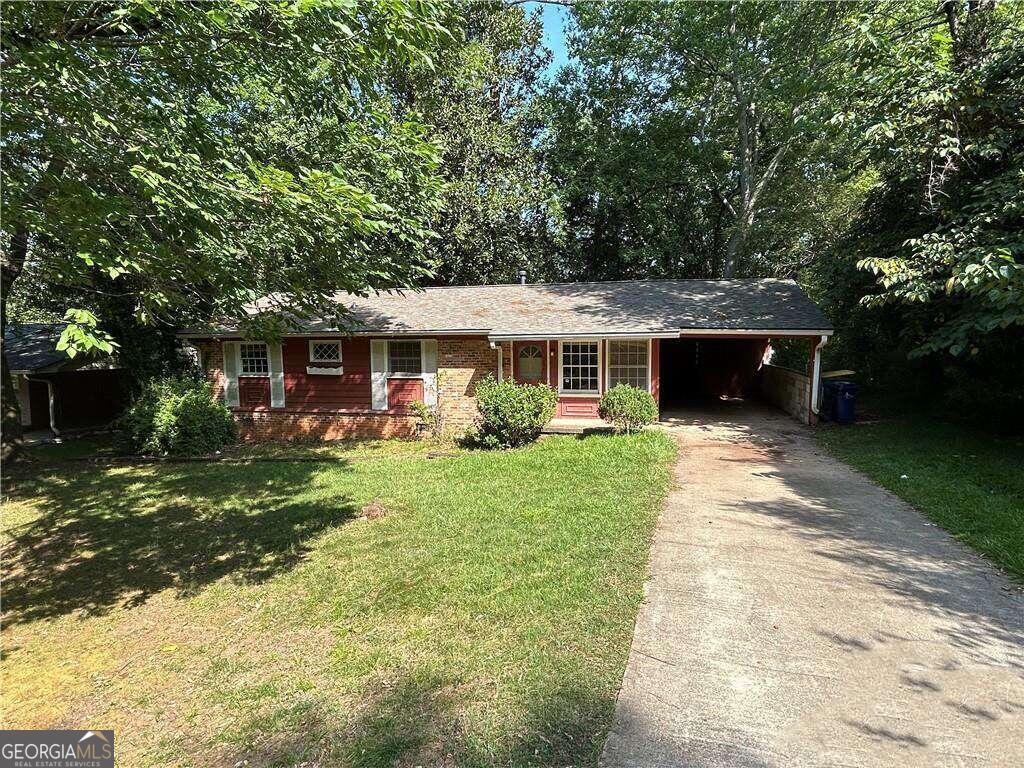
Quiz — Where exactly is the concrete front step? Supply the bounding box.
[542,417,613,435]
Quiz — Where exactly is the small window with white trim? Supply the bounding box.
[608,340,649,390]
[309,340,342,364]
[561,341,599,392]
[239,343,269,376]
[388,339,422,374]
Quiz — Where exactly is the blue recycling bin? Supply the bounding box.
[824,380,858,424]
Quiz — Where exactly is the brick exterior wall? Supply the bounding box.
[234,411,417,441]
[193,340,226,400]
[437,337,500,432]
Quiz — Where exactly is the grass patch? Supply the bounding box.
[816,417,1024,581]
[2,431,676,767]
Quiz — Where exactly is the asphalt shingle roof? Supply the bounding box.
[194,279,832,337]
[3,323,69,373]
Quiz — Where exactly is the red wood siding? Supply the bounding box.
[283,338,371,411]
[387,378,423,410]
[558,396,600,418]
[239,377,270,409]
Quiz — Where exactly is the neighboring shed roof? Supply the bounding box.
[185,279,833,338]
[2,323,117,374]
[3,323,70,373]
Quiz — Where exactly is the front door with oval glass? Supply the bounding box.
[514,341,546,385]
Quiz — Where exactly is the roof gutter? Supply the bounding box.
[180,328,834,341]
[488,331,682,342]
[489,340,503,381]
[678,328,834,337]
[177,329,492,339]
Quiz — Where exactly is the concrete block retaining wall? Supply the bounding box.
[760,364,811,424]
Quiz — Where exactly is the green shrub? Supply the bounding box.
[598,384,658,433]
[409,399,444,440]
[466,376,557,449]
[119,376,235,456]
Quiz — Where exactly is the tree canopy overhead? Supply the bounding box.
[2,0,452,350]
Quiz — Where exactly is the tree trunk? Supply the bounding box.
[1,156,66,461]
[1,350,20,463]
[1,226,29,462]
[724,95,754,278]
[723,224,743,278]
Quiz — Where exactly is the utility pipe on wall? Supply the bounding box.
[809,334,829,417]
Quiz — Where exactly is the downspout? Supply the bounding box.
[25,375,60,438]
[489,340,502,382]
[809,335,829,417]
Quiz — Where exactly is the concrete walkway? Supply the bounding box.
[602,405,1024,768]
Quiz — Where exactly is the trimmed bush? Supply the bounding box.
[598,384,658,433]
[467,376,557,449]
[119,376,235,456]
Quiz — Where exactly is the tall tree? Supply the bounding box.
[546,0,854,279]
[1,0,453,457]
[398,1,560,285]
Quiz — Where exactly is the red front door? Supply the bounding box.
[513,341,547,385]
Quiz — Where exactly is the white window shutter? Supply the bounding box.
[222,342,240,407]
[422,338,438,407]
[370,339,388,410]
[269,342,285,407]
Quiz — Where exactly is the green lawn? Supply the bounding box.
[1,432,676,767]
[816,418,1024,581]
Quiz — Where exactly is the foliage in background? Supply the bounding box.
[544,0,855,281]
[403,1,562,285]
[118,376,235,456]
[802,0,1024,427]
[409,399,444,440]
[466,375,557,449]
[5,0,1023,436]
[598,384,658,434]
[845,1,1024,357]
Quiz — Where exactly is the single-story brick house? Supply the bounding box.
[5,322,129,436]
[181,279,833,440]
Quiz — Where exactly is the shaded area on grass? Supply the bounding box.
[816,417,1024,581]
[2,460,357,624]
[2,432,678,767]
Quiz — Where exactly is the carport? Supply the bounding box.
[658,331,829,424]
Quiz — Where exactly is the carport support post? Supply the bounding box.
[807,335,827,425]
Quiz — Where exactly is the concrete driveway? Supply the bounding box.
[602,405,1023,768]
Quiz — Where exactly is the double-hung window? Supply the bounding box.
[239,343,269,376]
[608,340,649,390]
[561,341,599,393]
[388,339,422,375]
